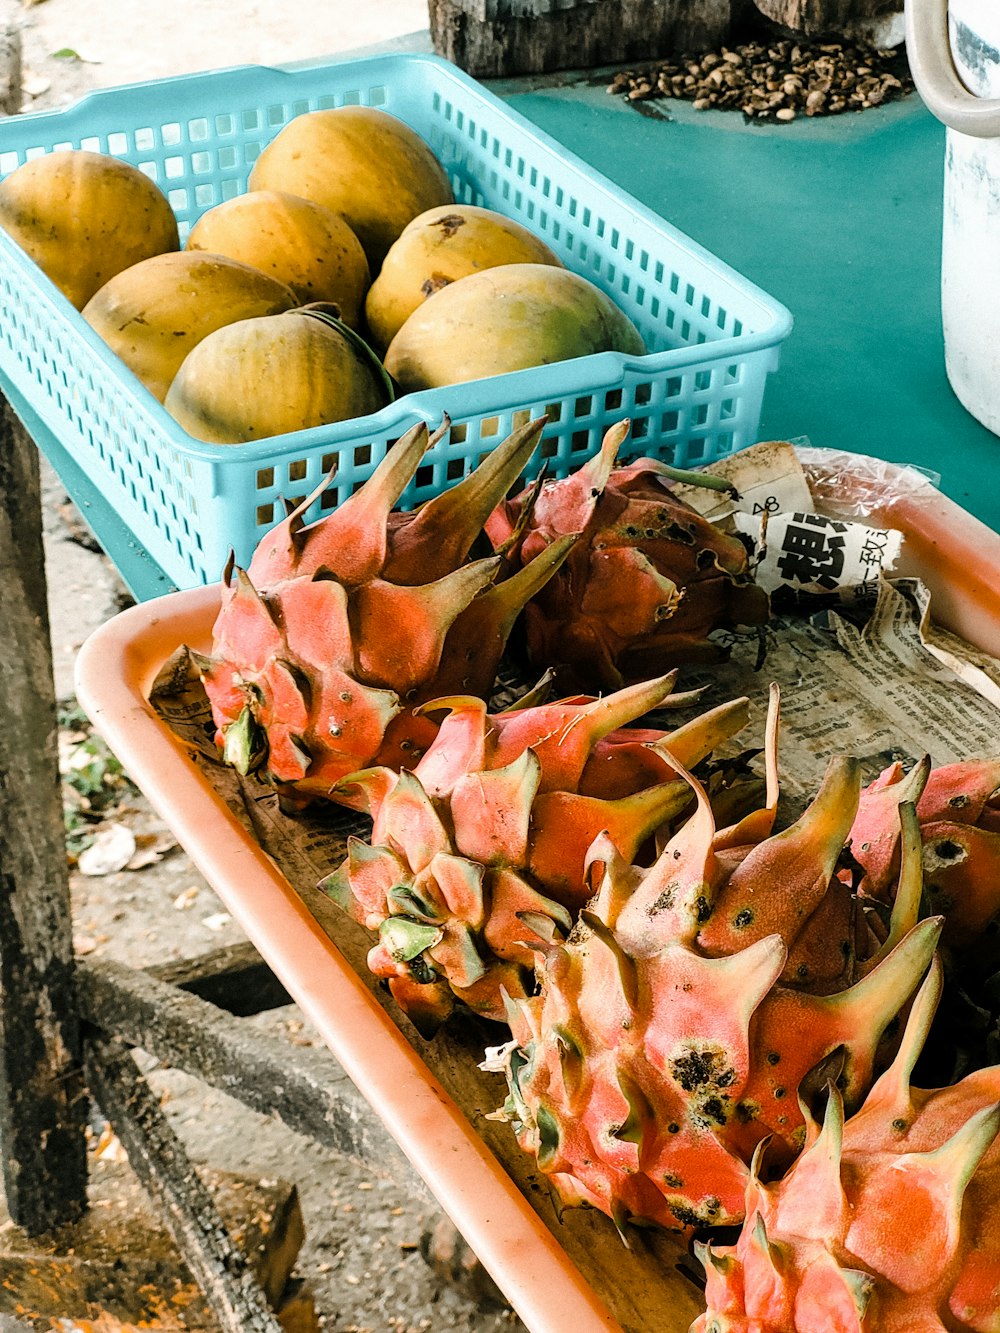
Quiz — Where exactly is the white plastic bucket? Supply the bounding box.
[906,0,1000,436]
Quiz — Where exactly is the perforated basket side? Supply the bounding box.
[0,53,792,590]
[0,239,226,584]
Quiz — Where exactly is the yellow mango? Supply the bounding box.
[365,203,564,353]
[0,149,179,310]
[185,190,370,328]
[384,263,646,392]
[164,308,391,444]
[248,106,453,273]
[82,252,297,402]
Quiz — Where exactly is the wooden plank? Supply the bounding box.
[428,0,735,78]
[0,1162,309,1328]
[82,1031,285,1333]
[0,392,88,1234]
[750,0,900,36]
[77,956,406,1172]
[148,941,293,1016]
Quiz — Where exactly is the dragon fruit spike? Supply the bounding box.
[249,414,546,588]
[429,533,577,699]
[852,756,1000,951]
[514,415,627,539]
[248,417,434,587]
[414,671,690,800]
[733,915,943,1163]
[693,954,1000,1333]
[350,556,500,694]
[650,695,753,774]
[713,680,782,853]
[860,800,925,973]
[849,954,944,1129]
[572,691,749,804]
[199,416,569,804]
[486,416,734,551]
[696,754,863,991]
[506,668,557,712]
[527,779,693,907]
[413,688,751,830]
[383,416,547,585]
[670,679,872,993]
[847,754,931,891]
[324,684,754,1032]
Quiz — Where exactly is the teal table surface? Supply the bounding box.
[498,76,1000,535]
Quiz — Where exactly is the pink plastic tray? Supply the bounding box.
[74,450,1000,1333]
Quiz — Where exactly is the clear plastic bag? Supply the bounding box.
[796,443,941,524]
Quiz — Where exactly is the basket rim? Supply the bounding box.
[0,224,792,468]
[0,49,793,464]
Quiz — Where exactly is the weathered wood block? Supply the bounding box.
[1,380,88,1240]
[751,0,902,39]
[0,2,21,116]
[273,1280,319,1333]
[0,1159,317,1331]
[428,0,740,78]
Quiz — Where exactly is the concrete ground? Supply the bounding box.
[6,2,528,1328]
[14,0,431,107]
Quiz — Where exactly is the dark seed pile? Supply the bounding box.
[606,39,915,122]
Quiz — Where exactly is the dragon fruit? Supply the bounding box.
[196,417,574,805]
[849,757,1000,1083]
[850,756,1000,951]
[693,959,1000,1332]
[321,674,756,1034]
[484,419,769,691]
[487,694,942,1234]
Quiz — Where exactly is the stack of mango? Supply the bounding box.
[0,106,643,445]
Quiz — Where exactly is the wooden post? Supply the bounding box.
[83,1032,285,1333]
[0,393,89,1231]
[429,0,742,78]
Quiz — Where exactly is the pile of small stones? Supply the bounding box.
[607,39,914,121]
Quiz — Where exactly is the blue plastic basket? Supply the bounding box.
[0,53,793,591]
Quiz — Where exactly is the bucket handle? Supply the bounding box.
[905,0,1000,137]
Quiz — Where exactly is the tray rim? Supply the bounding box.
[0,49,793,595]
[73,578,624,1333]
[73,446,1000,1333]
